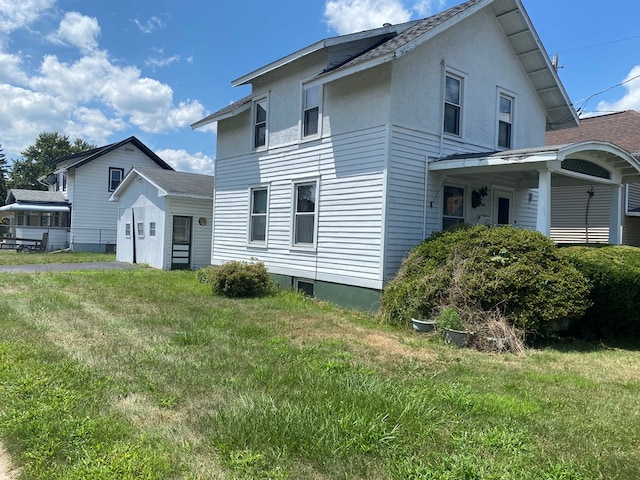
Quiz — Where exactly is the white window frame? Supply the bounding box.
[442,184,466,230]
[291,179,319,249]
[109,167,124,192]
[443,72,464,137]
[125,223,131,238]
[149,221,156,237]
[137,222,144,238]
[252,96,269,150]
[497,90,515,149]
[248,185,269,245]
[301,83,322,140]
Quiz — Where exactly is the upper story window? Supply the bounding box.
[498,94,513,149]
[109,167,124,192]
[303,85,321,138]
[293,181,317,246]
[444,74,462,136]
[249,186,269,243]
[253,98,268,149]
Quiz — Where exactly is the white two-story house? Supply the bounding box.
[193,0,640,310]
[2,136,173,252]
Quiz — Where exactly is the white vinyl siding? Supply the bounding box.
[212,126,388,289]
[69,144,165,250]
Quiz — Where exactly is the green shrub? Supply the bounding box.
[208,261,273,298]
[381,225,591,334]
[196,265,217,284]
[560,245,640,338]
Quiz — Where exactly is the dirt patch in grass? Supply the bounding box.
[283,314,437,362]
[0,445,20,480]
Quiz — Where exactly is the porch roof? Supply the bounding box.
[429,141,640,184]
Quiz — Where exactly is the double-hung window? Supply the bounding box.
[149,222,156,237]
[442,185,465,230]
[293,181,317,246]
[109,167,124,192]
[498,94,513,149]
[125,223,131,238]
[302,85,321,138]
[444,74,462,135]
[253,99,268,149]
[137,222,144,238]
[249,186,268,243]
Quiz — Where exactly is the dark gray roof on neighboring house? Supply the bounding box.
[546,110,640,156]
[5,188,68,204]
[132,167,214,199]
[54,136,173,172]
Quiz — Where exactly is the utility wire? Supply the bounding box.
[576,71,640,116]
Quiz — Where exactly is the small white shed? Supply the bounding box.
[110,167,214,270]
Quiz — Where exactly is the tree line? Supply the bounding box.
[0,132,96,203]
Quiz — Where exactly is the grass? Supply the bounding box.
[0,267,639,479]
[0,250,116,265]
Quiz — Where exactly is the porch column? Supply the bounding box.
[609,184,623,245]
[536,168,552,237]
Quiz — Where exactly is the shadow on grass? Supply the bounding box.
[528,333,640,353]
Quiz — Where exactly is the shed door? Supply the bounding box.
[171,216,192,270]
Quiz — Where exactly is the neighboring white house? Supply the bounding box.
[192,0,640,310]
[109,167,214,270]
[1,136,173,252]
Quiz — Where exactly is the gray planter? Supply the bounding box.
[412,318,436,333]
[443,327,473,347]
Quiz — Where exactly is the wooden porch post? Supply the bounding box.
[609,184,623,245]
[536,168,552,237]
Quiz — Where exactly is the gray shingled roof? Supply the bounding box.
[133,167,214,198]
[329,0,484,73]
[7,189,68,204]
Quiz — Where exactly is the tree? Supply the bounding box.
[8,132,96,191]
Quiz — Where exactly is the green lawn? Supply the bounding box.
[0,268,639,479]
[0,250,116,265]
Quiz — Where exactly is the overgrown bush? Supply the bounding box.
[202,261,273,298]
[560,245,640,338]
[381,225,591,334]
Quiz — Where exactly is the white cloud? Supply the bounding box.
[596,65,640,113]
[0,0,55,35]
[146,48,181,69]
[0,51,29,84]
[412,0,446,17]
[48,12,100,53]
[324,0,411,35]
[133,16,165,34]
[65,107,127,145]
[157,148,214,174]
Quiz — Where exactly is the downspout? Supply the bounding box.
[423,155,429,239]
[439,59,446,158]
[131,208,137,264]
[585,186,594,244]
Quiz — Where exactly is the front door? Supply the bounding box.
[494,190,513,225]
[171,216,192,270]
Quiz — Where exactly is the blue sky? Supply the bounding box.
[2,0,640,173]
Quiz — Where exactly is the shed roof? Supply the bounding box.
[110,167,214,201]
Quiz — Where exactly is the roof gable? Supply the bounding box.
[193,0,576,132]
[55,136,174,172]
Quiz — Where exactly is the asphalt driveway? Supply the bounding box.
[0,262,137,274]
